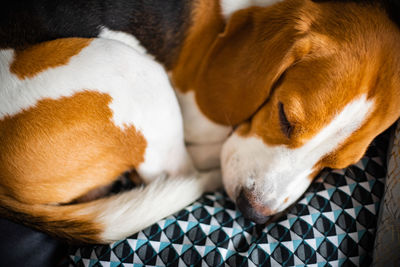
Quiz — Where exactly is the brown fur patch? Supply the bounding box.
[191,0,307,125]
[0,91,147,205]
[10,38,92,79]
[171,0,225,92]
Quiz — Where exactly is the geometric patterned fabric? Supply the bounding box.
[67,130,391,267]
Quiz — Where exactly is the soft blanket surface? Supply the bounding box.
[68,130,391,267]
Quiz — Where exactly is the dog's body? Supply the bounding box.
[1,0,400,242]
[0,36,222,243]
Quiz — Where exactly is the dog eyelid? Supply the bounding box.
[278,102,293,138]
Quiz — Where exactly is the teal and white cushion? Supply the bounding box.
[68,129,392,267]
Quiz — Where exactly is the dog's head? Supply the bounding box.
[194,0,400,222]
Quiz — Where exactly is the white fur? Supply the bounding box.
[79,170,222,242]
[98,27,150,57]
[221,95,375,212]
[175,90,231,171]
[0,38,192,182]
[175,90,232,144]
[220,0,283,19]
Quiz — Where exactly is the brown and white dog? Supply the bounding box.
[172,0,400,223]
[1,0,400,242]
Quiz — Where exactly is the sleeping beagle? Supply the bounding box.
[1,0,400,238]
[172,0,400,223]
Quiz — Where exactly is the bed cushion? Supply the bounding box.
[67,129,391,267]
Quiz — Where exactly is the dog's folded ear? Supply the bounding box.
[194,3,311,125]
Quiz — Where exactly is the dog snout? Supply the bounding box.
[236,189,272,224]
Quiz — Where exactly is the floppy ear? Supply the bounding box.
[194,5,309,125]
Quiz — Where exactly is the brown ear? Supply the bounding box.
[194,5,309,125]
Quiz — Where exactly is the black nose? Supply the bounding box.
[236,189,270,224]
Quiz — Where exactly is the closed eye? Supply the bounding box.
[278,102,293,138]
